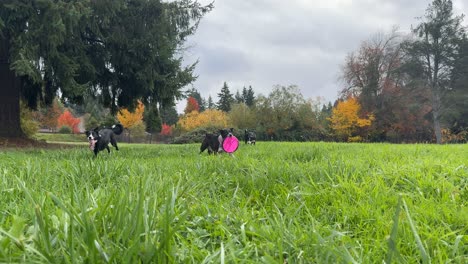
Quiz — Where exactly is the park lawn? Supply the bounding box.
[34,133,85,143]
[0,142,467,263]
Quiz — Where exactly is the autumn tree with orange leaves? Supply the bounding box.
[178,109,229,131]
[160,123,173,136]
[341,29,405,141]
[117,101,145,129]
[32,98,63,131]
[57,110,81,133]
[184,96,200,114]
[328,97,374,141]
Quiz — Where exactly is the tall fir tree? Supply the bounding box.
[160,105,179,126]
[405,0,465,143]
[242,86,248,103]
[0,0,212,138]
[144,105,162,133]
[207,95,215,109]
[217,82,234,112]
[245,85,256,107]
[446,34,468,135]
[235,90,244,104]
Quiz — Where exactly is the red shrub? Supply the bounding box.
[160,123,173,136]
[57,110,81,133]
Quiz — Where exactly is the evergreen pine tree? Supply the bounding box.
[145,105,162,133]
[0,0,212,138]
[207,96,215,109]
[242,86,248,103]
[160,105,179,126]
[217,82,234,112]
[245,85,256,107]
[235,90,244,104]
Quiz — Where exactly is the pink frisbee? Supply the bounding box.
[222,136,239,153]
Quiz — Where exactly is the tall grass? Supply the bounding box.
[0,142,467,263]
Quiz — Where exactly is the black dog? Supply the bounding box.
[85,124,123,157]
[200,128,234,154]
[244,129,256,145]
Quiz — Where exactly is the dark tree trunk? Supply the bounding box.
[431,89,442,144]
[0,34,24,138]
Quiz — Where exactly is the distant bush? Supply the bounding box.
[118,122,149,143]
[84,114,99,131]
[160,123,173,136]
[172,127,207,144]
[129,122,146,139]
[441,128,468,143]
[172,126,240,144]
[348,136,363,142]
[58,126,73,134]
[20,100,39,137]
[57,110,81,133]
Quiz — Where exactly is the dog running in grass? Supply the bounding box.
[244,129,256,145]
[85,124,123,157]
[200,128,234,154]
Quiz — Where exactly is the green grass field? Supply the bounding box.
[0,142,467,263]
[34,133,85,143]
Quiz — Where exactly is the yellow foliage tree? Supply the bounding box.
[328,97,374,141]
[117,100,145,129]
[178,109,229,131]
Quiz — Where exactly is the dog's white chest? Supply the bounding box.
[89,139,97,151]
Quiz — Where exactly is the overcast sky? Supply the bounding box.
[177,0,468,111]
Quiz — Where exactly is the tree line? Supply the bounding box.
[178,0,468,143]
[339,0,468,143]
[2,0,467,143]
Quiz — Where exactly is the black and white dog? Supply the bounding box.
[244,129,256,145]
[200,128,234,154]
[85,124,123,157]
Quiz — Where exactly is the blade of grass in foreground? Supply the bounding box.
[385,195,402,264]
[402,198,430,264]
[15,175,54,262]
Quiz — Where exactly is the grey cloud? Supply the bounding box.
[178,0,468,112]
